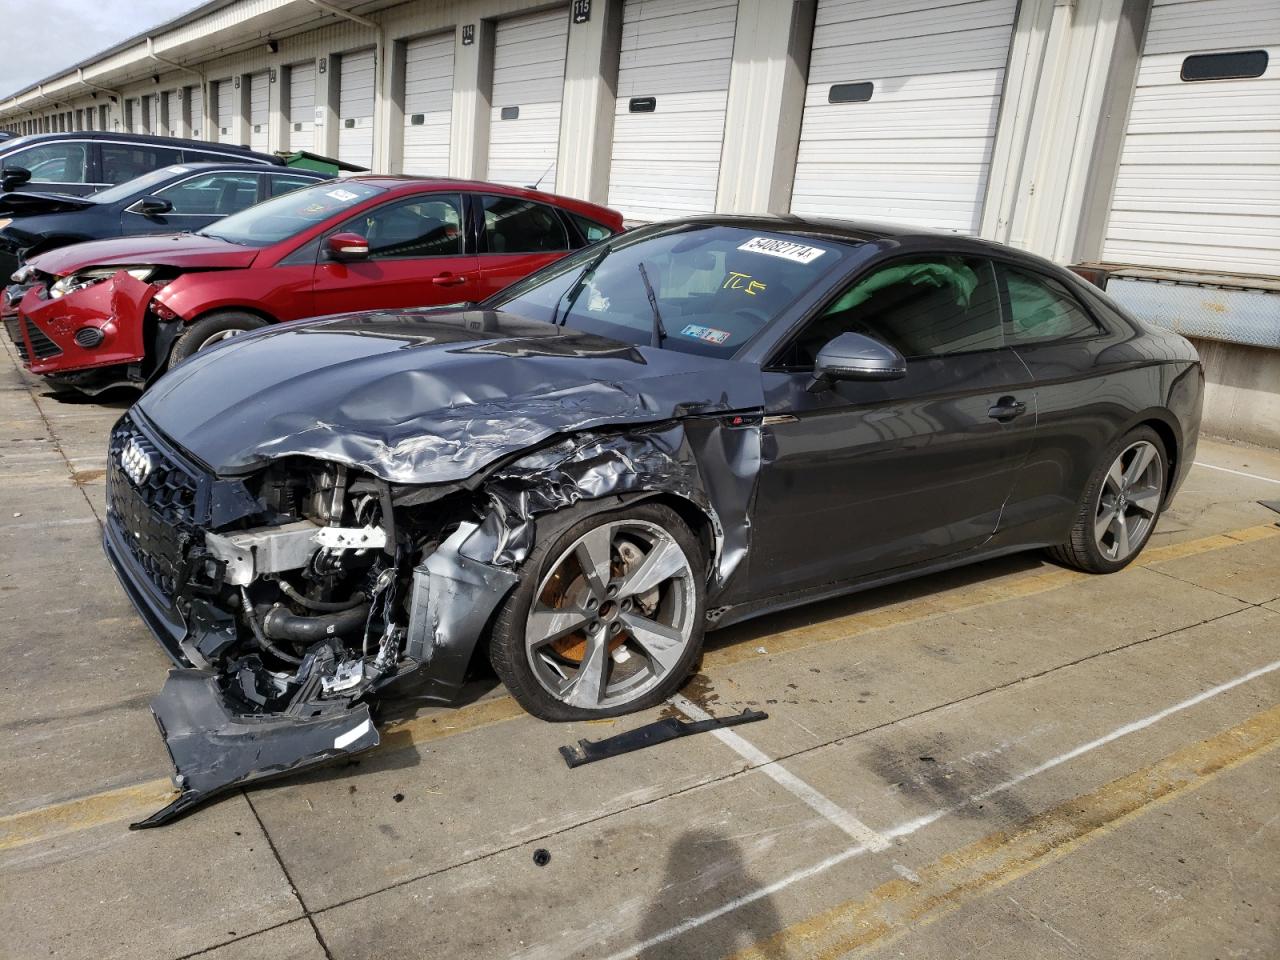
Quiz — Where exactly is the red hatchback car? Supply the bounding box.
[8,176,622,393]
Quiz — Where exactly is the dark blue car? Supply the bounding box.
[0,162,327,280]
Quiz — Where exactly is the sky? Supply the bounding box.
[0,0,200,98]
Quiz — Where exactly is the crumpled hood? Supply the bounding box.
[27,231,259,276]
[0,189,93,216]
[136,308,764,484]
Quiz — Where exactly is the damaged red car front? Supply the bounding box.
[11,268,159,388]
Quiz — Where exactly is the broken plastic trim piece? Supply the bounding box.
[1260,499,1280,516]
[558,708,768,768]
[131,669,380,829]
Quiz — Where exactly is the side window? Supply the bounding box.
[789,256,1004,367]
[339,194,464,259]
[481,195,570,254]
[1001,265,1101,344]
[156,173,262,215]
[102,144,182,184]
[270,174,319,198]
[568,211,615,246]
[2,142,89,183]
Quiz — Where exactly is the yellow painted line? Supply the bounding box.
[728,700,1280,960]
[0,781,175,852]
[3,522,1276,852]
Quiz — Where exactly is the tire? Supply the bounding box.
[167,311,268,369]
[1047,426,1168,573]
[489,501,707,722]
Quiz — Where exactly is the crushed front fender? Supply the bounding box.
[132,668,380,829]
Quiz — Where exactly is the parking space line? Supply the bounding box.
[670,694,889,851]
[726,700,1280,960]
[601,656,1280,960]
[3,522,1276,852]
[1194,461,1280,485]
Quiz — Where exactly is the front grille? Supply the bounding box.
[22,317,61,360]
[107,417,204,597]
[4,317,27,362]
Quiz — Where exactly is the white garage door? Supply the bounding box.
[488,8,568,188]
[791,0,1019,233]
[288,61,316,151]
[339,49,376,170]
[214,79,234,142]
[1102,0,1280,275]
[607,0,738,221]
[188,86,204,139]
[402,33,454,175]
[249,72,269,153]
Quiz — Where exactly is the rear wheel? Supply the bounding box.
[1048,426,1167,573]
[168,311,268,369]
[489,501,706,721]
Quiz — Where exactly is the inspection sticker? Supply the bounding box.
[737,236,826,264]
[327,188,360,202]
[681,323,731,345]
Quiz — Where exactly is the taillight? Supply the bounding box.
[1068,264,1110,289]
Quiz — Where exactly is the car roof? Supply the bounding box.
[336,175,621,221]
[0,131,279,161]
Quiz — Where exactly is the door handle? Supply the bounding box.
[431,273,468,287]
[988,396,1027,422]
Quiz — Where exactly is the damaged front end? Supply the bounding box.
[108,408,756,826]
[106,414,524,826]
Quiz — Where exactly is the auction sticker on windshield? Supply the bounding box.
[681,324,731,345]
[327,188,360,202]
[737,236,827,265]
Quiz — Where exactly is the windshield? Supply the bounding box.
[89,166,192,204]
[489,224,850,357]
[199,180,380,246]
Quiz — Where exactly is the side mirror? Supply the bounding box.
[325,232,370,262]
[133,195,173,217]
[1,166,31,191]
[808,331,906,393]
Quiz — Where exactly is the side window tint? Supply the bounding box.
[568,211,614,245]
[157,173,261,215]
[793,256,1003,366]
[482,195,570,254]
[270,175,319,198]
[1002,265,1100,344]
[2,142,89,183]
[341,194,463,259]
[102,144,182,184]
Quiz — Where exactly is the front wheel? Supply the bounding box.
[489,501,707,721]
[1048,426,1167,573]
[167,311,268,369]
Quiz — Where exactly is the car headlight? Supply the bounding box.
[10,263,33,284]
[49,265,155,299]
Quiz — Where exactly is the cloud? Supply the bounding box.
[0,0,199,97]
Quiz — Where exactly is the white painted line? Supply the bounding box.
[670,694,888,851]
[1193,461,1280,486]
[603,658,1280,960]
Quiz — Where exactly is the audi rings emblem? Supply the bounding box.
[120,437,155,486]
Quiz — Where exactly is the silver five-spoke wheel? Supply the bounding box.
[197,328,246,351]
[524,519,696,710]
[1094,439,1163,562]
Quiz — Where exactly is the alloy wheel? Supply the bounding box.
[197,329,245,351]
[1094,440,1163,562]
[524,519,696,710]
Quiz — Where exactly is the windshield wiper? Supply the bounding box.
[637,262,666,348]
[551,243,611,327]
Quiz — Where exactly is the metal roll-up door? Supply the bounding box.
[791,0,1019,233]
[1102,0,1280,274]
[288,61,316,150]
[488,8,569,188]
[188,86,204,139]
[339,49,376,170]
[215,79,234,142]
[608,0,738,221]
[249,72,269,153]
[402,33,454,175]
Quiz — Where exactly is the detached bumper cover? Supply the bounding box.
[133,669,380,829]
[15,271,153,374]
